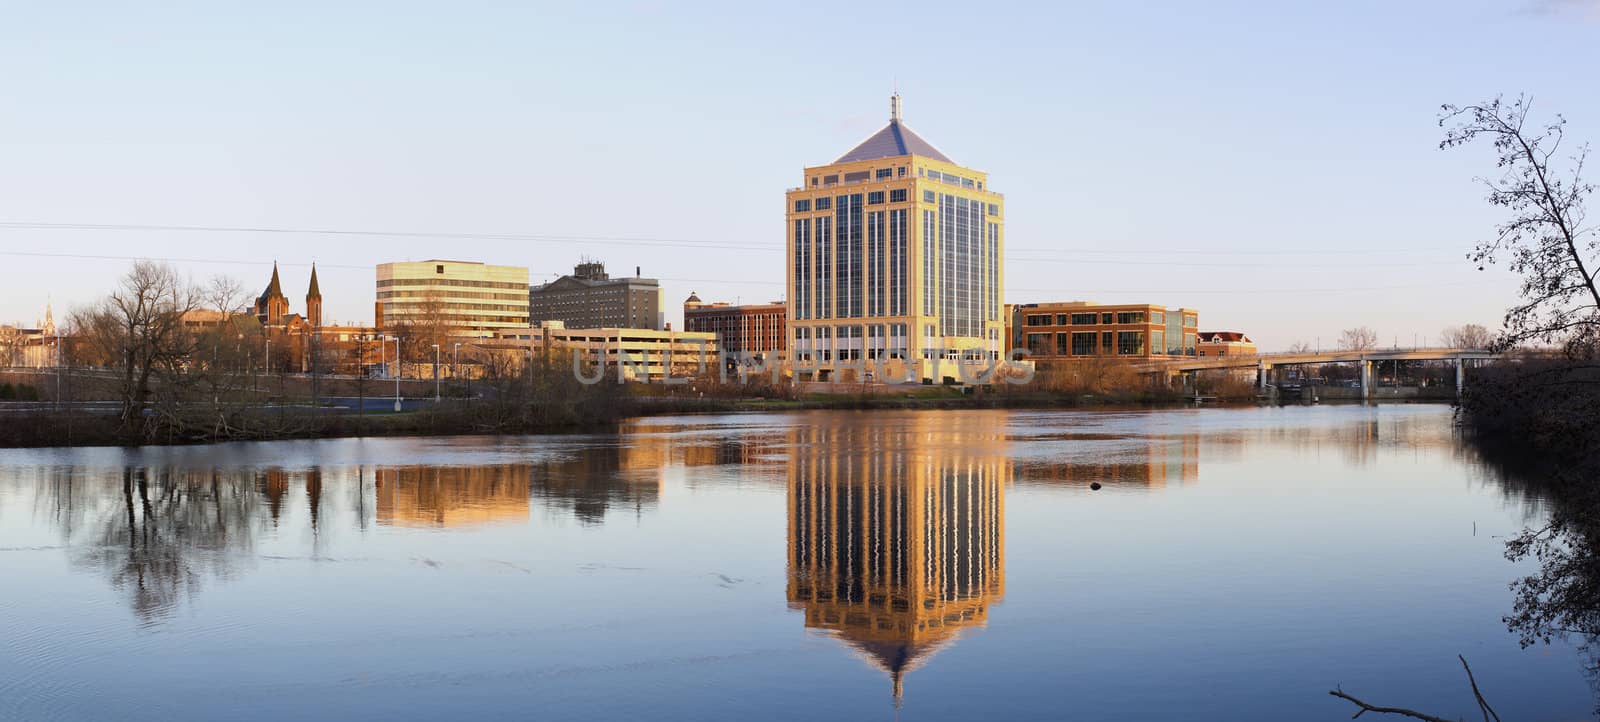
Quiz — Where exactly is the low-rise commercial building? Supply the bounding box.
[1010,302,1198,361]
[376,260,530,338]
[528,261,663,330]
[683,293,786,358]
[488,322,718,382]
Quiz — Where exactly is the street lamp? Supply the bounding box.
[432,343,441,401]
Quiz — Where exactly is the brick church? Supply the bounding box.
[253,262,322,331]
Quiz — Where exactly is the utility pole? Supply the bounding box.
[433,343,441,401]
[53,335,61,411]
[392,335,402,412]
[311,329,321,410]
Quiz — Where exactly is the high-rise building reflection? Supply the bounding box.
[786,411,1010,706]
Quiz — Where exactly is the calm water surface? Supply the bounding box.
[0,405,1591,721]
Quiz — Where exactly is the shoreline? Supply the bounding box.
[0,393,1457,450]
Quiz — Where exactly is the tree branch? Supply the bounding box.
[1458,655,1501,722]
[1327,689,1452,722]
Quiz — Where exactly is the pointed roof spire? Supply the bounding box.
[307,263,321,299]
[265,262,284,299]
[834,95,953,164]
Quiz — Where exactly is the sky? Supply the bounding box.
[2,0,1598,350]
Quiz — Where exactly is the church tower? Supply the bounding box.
[306,264,323,328]
[255,262,290,326]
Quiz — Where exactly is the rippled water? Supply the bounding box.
[0,405,1589,720]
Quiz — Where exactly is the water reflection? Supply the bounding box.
[1015,433,1200,489]
[42,467,266,623]
[787,412,1010,706]
[1481,447,1600,711]
[377,465,531,528]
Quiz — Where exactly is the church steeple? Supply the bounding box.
[266,262,284,298]
[305,264,323,328]
[307,264,321,299]
[256,261,290,326]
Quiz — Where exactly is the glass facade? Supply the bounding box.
[793,218,811,320]
[936,193,994,338]
[835,194,862,319]
[866,211,883,317]
[889,209,907,316]
[922,209,936,316]
[815,217,832,319]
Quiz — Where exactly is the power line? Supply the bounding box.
[0,247,1458,271]
[0,222,771,252]
[0,220,1467,259]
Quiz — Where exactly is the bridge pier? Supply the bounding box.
[1455,356,1464,399]
[1258,359,1269,393]
[1360,359,1372,400]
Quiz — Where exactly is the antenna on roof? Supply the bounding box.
[890,91,901,122]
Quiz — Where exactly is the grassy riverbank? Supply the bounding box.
[0,382,1231,449]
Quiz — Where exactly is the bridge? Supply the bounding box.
[1140,347,1498,399]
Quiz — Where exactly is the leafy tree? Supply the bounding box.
[1440,95,1596,355]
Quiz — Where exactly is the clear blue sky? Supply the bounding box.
[2,0,1597,349]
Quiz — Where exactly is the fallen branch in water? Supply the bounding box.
[1327,689,1452,722]
[1328,655,1498,722]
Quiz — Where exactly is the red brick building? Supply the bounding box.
[683,293,786,359]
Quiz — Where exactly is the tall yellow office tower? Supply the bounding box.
[785,95,1005,383]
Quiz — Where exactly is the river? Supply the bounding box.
[0,405,1590,720]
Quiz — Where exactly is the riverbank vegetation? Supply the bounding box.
[1325,94,1600,721]
[1443,95,1600,457]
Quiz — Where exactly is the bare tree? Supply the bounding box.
[69,261,200,434]
[1441,323,1493,349]
[201,275,249,323]
[1440,96,1596,355]
[1339,327,1378,351]
[390,289,452,376]
[1287,340,1314,354]
[0,325,18,367]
